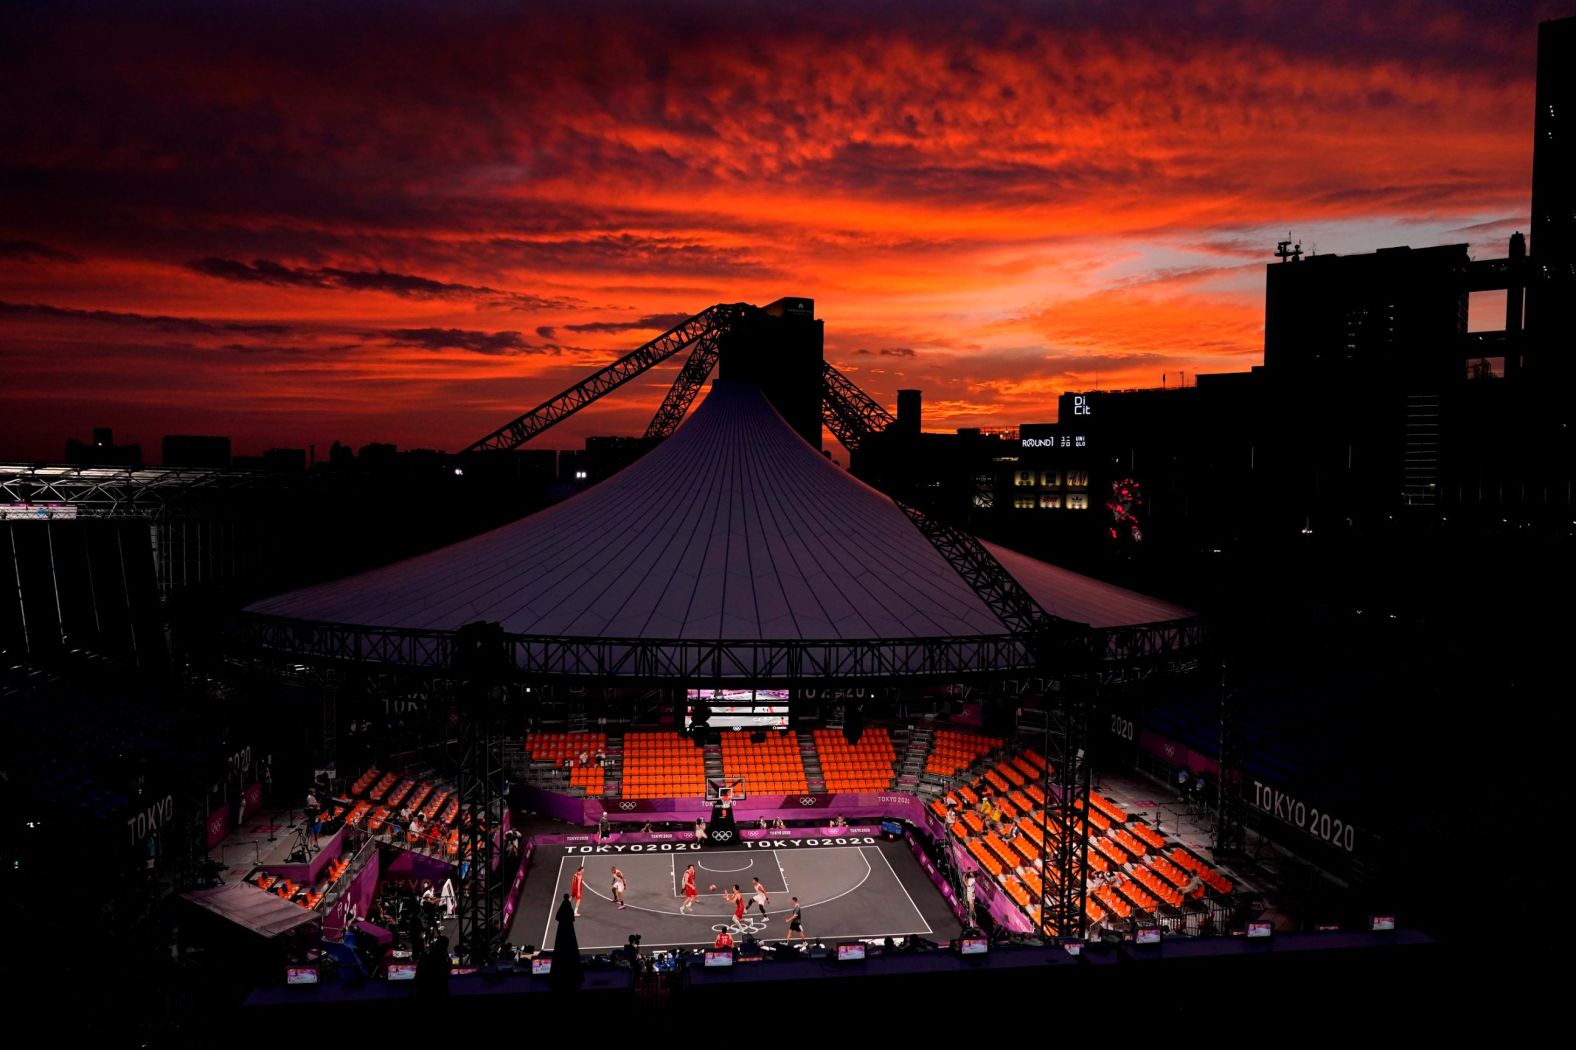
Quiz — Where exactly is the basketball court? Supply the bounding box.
[511,834,961,951]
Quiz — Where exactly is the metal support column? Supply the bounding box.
[454,620,509,964]
[1213,660,1245,855]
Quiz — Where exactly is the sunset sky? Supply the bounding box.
[0,1,1558,462]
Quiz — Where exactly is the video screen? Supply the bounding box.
[1063,942,1083,957]
[880,820,903,836]
[836,942,866,961]
[531,957,552,975]
[957,937,989,956]
[703,950,734,968]
[1371,915,1396,932]
[686,688,788,730]
[1246,922,1273,939]
[1135,927,1162,945]
[285,966,318,985]
[387,962,418,981]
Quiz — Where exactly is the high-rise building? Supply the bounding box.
[1262,244,1469,386]
[161,434,231,469]
[1528,15,1574,377]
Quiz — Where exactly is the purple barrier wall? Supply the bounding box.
[354,920,393,947]
[499,839,536,930]
[257,827,346,884]
[381,846,456,883]
[323,850,381,941]
[938,833,1034,934]
[592,791,925,824]
[519,785,593,824]
[904,829,966,925]
[206,804,230,849]
[530,825,881,847]
[1139,729,1221,778]
[522,785,930,828]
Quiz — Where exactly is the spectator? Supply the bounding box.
[694,817,707,841]
[578,748,589,767]
[757,817,769,829]
[773,818,786,830]
[594,748,606,768]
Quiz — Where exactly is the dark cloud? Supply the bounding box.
[562,312,690,334]
[0,240,80,262]
[188,257,572,310]
[0,300,288,336]
[384,327,533,356]
[854,347,919,357]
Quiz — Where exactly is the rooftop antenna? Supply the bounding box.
[1274,235,1302,263]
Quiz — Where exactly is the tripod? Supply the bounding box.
[287,822,318,863]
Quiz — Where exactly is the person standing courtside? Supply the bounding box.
[784,897,806,942]
[570,863,585,917]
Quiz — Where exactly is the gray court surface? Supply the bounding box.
[511,835,961,952]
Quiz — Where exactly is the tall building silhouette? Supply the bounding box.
[1528,15,1574,377]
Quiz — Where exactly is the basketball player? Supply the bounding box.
[681,863,700,914]
[784,896,806,942]
[751,876,770,916]
[611,865,627,910]
[569,863,585,917]
[726,884,746,931]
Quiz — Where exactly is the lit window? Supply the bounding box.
[1014,470,1034,487]
[1039,471,1060,487]
[1013,496,1036,510]
[1039,494,1061,509]
[1066,471,1089,488]
[1067,494,1089,510]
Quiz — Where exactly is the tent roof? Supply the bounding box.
[983,541,1193,628]
[247,380,1191,643]
[248,381,1004,640]
[184,882,320,939]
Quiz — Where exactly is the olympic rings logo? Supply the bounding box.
[619,801,638,811]
[798,797,818,806]
[712,831,733,841]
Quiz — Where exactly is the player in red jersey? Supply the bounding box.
[569,863,585,917]
[725,884,746,930]
[681,863,699,914]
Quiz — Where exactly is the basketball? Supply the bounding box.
[708,883,717,891]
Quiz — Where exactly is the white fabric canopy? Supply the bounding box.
[247,379,1190,639]
[184,882,320,939]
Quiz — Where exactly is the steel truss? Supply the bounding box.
[0,463,289,520]
[1213,660,1246,855]
[239,615,1040,681]
[463,304,750,453]
[821,361,896,453]
[893,500,1068,637]
[645,328,726,440]
[237,613,1200,680]
[453,622,510,963]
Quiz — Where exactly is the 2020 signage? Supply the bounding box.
[1251,780,1357,854]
